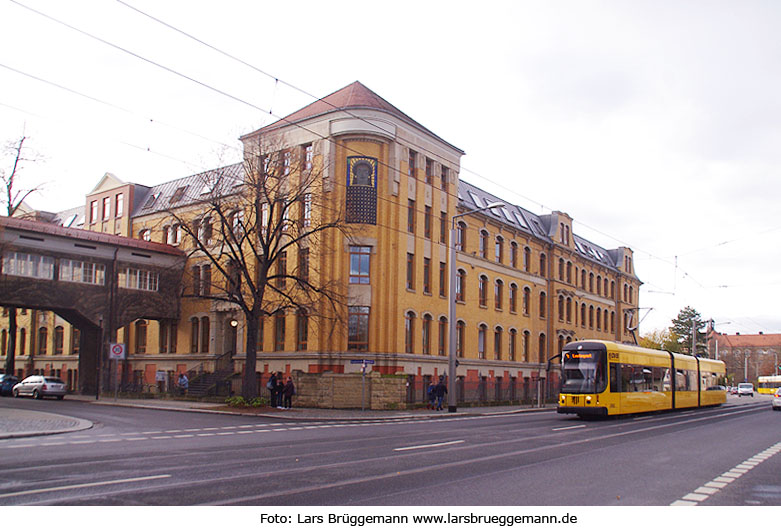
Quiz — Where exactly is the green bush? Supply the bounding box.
[249,397,267,407]
[225,396,248,407]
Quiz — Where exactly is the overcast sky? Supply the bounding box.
[1,0,779,336]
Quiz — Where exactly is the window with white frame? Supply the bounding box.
[59,259,106,285]
[3,252,54,280]
[119,268,159,291]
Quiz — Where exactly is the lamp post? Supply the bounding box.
[448,201,504,412]
[706,320,730,359]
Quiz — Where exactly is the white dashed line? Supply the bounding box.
[671,440,781,505]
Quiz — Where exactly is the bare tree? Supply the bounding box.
[169,136,350,398]
[1,135,42,376]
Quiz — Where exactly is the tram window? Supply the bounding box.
[652,367,665,392]
[675,370,689,391]
[610,363,620,392]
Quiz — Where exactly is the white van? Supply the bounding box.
[737,382,754,397]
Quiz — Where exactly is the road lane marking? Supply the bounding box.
[671,440,781,505]
[552,424,586,431]
[0,474,172,500]
[394,440,465,452]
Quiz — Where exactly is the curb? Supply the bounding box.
[84,398,556,422]
[0,409,93,440]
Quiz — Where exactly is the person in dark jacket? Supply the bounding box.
[267,372,278,407]
[282,377,295,409]
[275,372,285,409]
[434,376,447,411]
[427,382,436,409]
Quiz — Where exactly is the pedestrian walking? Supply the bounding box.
[435,376,447,411]
[427,382,436,409]
[282,377,295,409]
[177,373,189,396]
[266,372,278,407]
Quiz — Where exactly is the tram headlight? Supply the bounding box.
[586,395,592,404]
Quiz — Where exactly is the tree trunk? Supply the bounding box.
[4,307,16,375]
[242,314,259,399]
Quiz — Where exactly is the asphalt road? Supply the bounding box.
[0,395,778,506]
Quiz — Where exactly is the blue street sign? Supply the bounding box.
[350,359,375,364]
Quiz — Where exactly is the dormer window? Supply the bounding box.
[170,186,188,204]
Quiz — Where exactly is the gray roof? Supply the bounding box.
[457,180,620,271]
[133,163,244,217]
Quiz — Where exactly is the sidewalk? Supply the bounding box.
[1,394,555,440]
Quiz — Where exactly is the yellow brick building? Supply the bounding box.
[1,81,641,404]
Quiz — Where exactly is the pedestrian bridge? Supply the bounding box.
[0,216,185,394]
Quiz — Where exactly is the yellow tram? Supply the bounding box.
[557,340,727,417]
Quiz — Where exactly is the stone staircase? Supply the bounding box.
[187,368,235,397]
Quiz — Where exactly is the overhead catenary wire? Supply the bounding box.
[5,0,731,307]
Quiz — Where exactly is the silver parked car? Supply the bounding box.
[12,375,67,400]
[772,388,781,411]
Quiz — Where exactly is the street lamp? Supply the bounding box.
[448,200,504,412]
[706,320,730,359]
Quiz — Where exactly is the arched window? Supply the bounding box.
[611,311,616,333]
[558,335,565,355]
[494,279,503,310]
[509,283,518,313]
[581,304,587,328]
[629,286,634,304]
[478,324,487,359]
[523,287,531,315]
[523,247,531,272]
[510,242,518,268]
[581,270,587,289]
[456,269,466,302]
[456,320,465,358]
[190,317,199,353]
[566,261,573,284]
[539,253,546,276]
[566,297,572,323]
[624,284,628,301]
[589,273,594,293]
[38,327,48,355]
[611,281,616,299]
[479,275,488,307]
[54,326,64,355]
[558,295,564,321]
[135,320,147,354]
[539,291,547,318]
[523,330,530,361]
[589,306,594,329]
[596,275,602,296]
[200,316,210,353]
[0,330,6,357]
[495,236,503,263]
[509,329,517,361]
[538,333,547,363]
[479,230,489,259]
[558,258,565,281]
[422,314,432,355]
[296,309,308,351]
[405,311,416,353]
[438,317,447,356]
[596,308,602,331]
[19,327,26,355]
[494,326,502,360]
[604,277,609,297]
[456,222,467,251]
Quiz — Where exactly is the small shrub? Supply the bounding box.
[225,396,248,407]
[249,397,267,407]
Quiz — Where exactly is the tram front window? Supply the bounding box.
[561,350,607,394]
